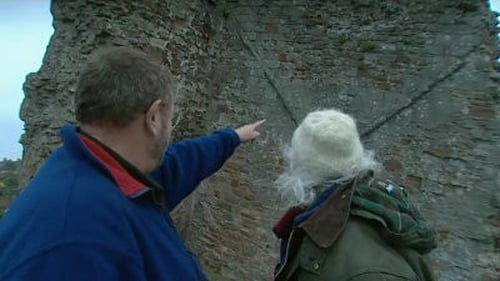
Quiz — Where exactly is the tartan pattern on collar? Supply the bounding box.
[350,178,438,254]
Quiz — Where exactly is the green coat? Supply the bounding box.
[274,175,437,281]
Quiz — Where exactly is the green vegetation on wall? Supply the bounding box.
[0,158,21,217]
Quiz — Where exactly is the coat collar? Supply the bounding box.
[77,129,166,207]
[78,132,147,197]
[298,178,358,248]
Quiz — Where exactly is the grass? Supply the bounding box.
[360,41,376,52]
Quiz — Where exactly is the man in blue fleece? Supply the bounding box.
[0,47,265,281]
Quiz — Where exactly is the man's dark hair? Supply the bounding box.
[74,47,173,126]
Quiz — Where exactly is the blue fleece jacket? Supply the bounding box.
[0,125,241,281]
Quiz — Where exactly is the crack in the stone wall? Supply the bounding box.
[177,182,204,246]
[229,14,480,134]
[230,18,299,127]
[360,45,480,139]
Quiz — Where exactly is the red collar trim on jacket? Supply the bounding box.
[273,205,307,239]
[78,133,147,197]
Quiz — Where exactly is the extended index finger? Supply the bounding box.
[250,119,266,128]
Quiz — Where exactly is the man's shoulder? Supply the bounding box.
[0,152,133,268]
[11,147,125,223]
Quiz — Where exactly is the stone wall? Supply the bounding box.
[21,0,500,280]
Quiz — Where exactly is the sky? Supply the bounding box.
[0,1,499,160]
[0,0,52,160]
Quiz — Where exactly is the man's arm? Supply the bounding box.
[151,120,265,210]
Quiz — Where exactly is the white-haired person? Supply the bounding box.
[272,109,437,281]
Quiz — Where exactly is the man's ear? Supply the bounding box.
[144,99,163,135]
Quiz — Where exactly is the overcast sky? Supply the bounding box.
[0,0,52,160]
[0,1,499,160]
